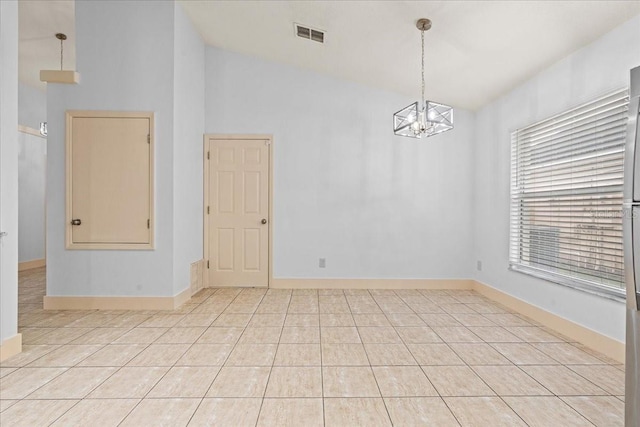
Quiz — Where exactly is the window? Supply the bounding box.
[509,89,629,298]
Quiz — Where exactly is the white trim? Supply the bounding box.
[270,278,474,290]
[18,258,46,271]
[18,125,45,138]
[65,110,155,250]
[40,70,79,84]
[473,280,625,363]
[43,287,191,311]
[0,334,22,362]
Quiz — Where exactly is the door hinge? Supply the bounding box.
[207,260,210,269]
[207,206,210,214]
[207,151,210,160]
[147,219,150,229]
[147,134,150,144]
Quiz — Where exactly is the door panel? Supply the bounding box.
[217,171,235,213]
[208,138,269,287]
[71,117,150,244]
[243,172,260,213]
[243,228,260,271]
[217,228,234,271]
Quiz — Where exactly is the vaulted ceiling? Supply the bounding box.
[18,0,640,110]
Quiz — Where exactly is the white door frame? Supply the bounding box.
[203,134,274,288]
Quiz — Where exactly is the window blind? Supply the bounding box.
[509,89,629,297]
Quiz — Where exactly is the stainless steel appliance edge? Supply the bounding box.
[623,65,640,427]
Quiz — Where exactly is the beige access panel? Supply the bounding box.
[205,136,271,287]
[66,111,154,249]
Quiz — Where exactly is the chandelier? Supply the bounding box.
[393,19,453,139]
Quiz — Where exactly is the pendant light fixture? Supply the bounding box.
[393,19,453,139]
[40,32,79,84]
[56,33,66,70]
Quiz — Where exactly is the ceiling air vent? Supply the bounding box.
[295,23,325,43]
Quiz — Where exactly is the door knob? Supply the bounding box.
[261,218,267,224]
[71,219,82,226]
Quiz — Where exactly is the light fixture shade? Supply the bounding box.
[393,101,454,139]
[393,102,420,138]
[425,101,454,136]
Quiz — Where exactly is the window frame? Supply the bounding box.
[508,89,628,302]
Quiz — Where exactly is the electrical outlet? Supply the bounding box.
[477,260,482,271]
[319,258,326,268]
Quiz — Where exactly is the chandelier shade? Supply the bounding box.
[393,101,453,138]
[393,19,453,139]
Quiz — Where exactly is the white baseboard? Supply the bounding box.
[18,258,46,271]
[43,287,192,311]
[472,280,625,363]
[270,277,624,363]
[269,278,474,290]
[37,273,623,363]
[0,333,22,362]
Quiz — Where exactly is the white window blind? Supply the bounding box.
[509,89,629,297]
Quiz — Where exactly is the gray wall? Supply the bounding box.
[46,1,206,297]
[172,3,205,294]
[205,47,475,279]
[18,82,47,264]
[473,15,640,342]
[41,0,639,345]
[18,131,46,263]
[18,83,46,130]
[47,0,177,297]
[0,0,19,346]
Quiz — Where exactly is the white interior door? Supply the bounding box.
[207,138,270,287]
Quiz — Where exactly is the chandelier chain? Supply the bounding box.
[421,28,425,109]
[60,38,63,70]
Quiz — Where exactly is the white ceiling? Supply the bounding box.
[18,1,640,110]
[180,0,640,110]
[18,0,75,91]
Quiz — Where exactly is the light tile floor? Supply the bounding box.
[0,267,626,426]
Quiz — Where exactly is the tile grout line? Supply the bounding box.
[445,291,586,427]
[368,288,444,412]
[447,292,556,426]
[430,290,499,427]
[187,287,251,426]
[114,287,224,426]
[7,270,627,425]
[176,288,227,425]
[20,311,162,425]
[152,288,223,427]
[115,312,208,424]
[360,289,403,426]
[215,287,274,427]
[318,290,326,427]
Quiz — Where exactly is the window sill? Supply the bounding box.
[508,264,626,303]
